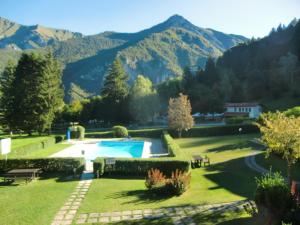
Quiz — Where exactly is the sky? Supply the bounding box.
[0,0,299,38]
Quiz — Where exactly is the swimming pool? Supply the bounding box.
[85,140,145,159]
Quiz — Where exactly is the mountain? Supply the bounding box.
[0,17,82,50]
[0,15,247,102]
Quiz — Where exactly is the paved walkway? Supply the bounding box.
[75,200,249,224]
[51,172,93,225]
[244,151,269,174]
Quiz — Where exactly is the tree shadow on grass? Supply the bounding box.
[106,189,173,205]
[203,155,259,199]
[206,142,254,153]
[108,217,173,225]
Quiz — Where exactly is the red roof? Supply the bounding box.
[225,103,260,107]
[224,112,249,117]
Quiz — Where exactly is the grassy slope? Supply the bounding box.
[78,134,260,214]
[256,152,300,181]
[0,175,78,225]
[0,135,70,159]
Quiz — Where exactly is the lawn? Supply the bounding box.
[0,174,78,225]
[78,134,261,214]
[256,152,300,181]
[0,134,70,159]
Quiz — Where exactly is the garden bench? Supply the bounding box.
[203,156,210,166]
[2,168,42,184]
[191,155,203,168]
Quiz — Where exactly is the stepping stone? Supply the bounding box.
[143,209,152,214]
[100,212,111,217]
[54,215,64,220]
[68,210,77,215]
[99,217,110,222]
[132,210,142,215]
[70,205,79,210]
[61,206,70,210]
[122,211,132,215]
[111,211,121,216]
[73,202,81,206]
[65,214,75,220]
[76,219,86,224]
[57,210,67,215]
[87,218,98,223]
[78,214,88,219]
[61,220,72,225]
[122,215,132,220]
[111,216,121,222]
[132,214,143,219]
[89,213,99,218]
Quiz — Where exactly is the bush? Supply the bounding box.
[145,168,166,193]
[169,124,259,137]
[69,125,85,140]
[255,171,294,224]
[112,126,128,138]
[93,158,190,177]
[166,169,191,195]
[0,158,85,175]
[225,116,253,125]
[162,131,187,159]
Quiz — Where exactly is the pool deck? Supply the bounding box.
[50,138,168,159]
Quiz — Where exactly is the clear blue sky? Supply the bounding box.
[1,0,299,38]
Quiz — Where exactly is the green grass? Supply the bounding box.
[78,134,261,214]
[21,143,71,158]
[256,152,300,181]
[0,174,78,225]
[0,134,70,159]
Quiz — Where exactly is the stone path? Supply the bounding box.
[245,150,300,184]
[75,200,249,224]
[51,172,93,225]
[244,151,268,174]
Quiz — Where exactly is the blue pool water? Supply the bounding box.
[86,141,144,159]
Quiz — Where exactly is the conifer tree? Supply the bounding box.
[101,58,129,122]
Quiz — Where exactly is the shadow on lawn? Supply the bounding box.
[203,155,259,199]
[206,142,254,153]
[106,189,172,205]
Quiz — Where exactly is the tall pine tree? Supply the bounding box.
[0,61,16,132]
[101,58,129,123]
[10,51,63,134]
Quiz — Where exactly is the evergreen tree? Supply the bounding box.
[101,58,129,122]
[182,66,194,93]
[11,51,64,134]
[0,61,16,131]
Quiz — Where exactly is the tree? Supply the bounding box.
[10,51,64,134]
[129,75,160,124]
[101,58,129,123]
[168,93,194,138]
[182,66,194,93]
[0,61,16,132]
[257,112,300,185]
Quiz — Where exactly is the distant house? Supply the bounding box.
[224,103,262,119]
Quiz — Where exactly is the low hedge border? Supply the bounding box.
[86,124,258,139]
[0,158,84,175]
[93,131,190,177]
[3,135,65,158]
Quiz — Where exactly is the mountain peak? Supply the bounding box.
[164,14,193,27]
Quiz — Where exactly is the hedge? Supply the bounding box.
[93,158,190,177]
[0,158,84,174]
[168,124,259,137]
[8,135,65,158]
[93,131,190,177]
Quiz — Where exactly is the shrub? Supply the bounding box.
[162,131,188,159]
[254,171,294,224]
[112,126,128,138]
[0,158,85,175]
[145,168,166,193]
[166,169,191,195]
[69,125,85,140]
[93,158,190,177]
[225,116,251,125]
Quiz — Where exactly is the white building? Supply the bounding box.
[224,103,262,119]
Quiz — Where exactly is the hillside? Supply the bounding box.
[0,15,247,102]
[0,17,82,50]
